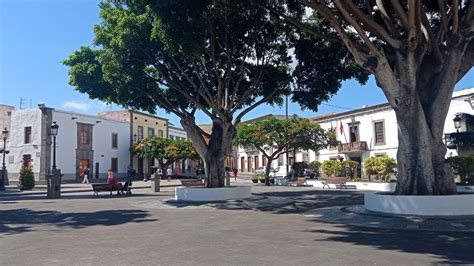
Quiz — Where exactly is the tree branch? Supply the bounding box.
[343,0,401,49]
[390,0,410,29]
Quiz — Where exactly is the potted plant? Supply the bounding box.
[251,175,258,183]
[18,165,35,190]
[257,174,266,184]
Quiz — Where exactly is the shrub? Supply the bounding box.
[340,160,359,179]
[18,165,35,190]
[322,160,342,177]
[257,174,266,183]
[448,156,474,185]
[364,156,396,182]
[308,161,321,177]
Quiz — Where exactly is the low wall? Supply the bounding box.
[365,192,474,216]
[307,180,396,192]
[175,186,252,202]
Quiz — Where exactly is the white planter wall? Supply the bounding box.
[365,192,474,216]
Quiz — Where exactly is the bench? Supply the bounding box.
[180,179,204,187]
[288,177,307,187]
[91,183,124,195]
[322,177,348,189]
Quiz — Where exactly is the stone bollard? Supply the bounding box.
[225,171,231,186]
[151,172,161,192]
[47,169,62,199]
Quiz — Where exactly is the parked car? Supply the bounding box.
[269,166,292,178]
[255,166,273,175]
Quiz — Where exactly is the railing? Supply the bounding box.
[444,132,474,149]
[338,141,368,153]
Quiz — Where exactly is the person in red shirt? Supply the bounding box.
[107,169,118,185]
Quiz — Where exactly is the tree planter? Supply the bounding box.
[175,186,251,202]
[364,193,474,216]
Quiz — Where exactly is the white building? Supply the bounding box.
[236,88,474,177]
[168,126,188,141]
[6,105,130,182]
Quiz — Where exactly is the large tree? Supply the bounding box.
[269,0,474,195]
[64,0,365,187]
[235,115,334,185]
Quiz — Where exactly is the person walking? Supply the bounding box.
[233,168,238,181]
[167,167,172,181]
[81,168,90,184]
[107,169,114,183]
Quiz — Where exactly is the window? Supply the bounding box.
[137,126,144,141]
[22,154,32,167]
[148,127,155,137]
[78,124,92,145]
[170,135,175,140]
[349,124,359,142]
[158,129,164,137]
[24,127,31,144]
[112,133,118,149]
[111,157,118,173]
[374,121,385,145]
[8,156,14,164]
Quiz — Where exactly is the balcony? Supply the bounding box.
[444,132,474,149]
[338,141,368,154]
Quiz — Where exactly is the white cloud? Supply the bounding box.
[61,100,112,113]
[62,100,91,112]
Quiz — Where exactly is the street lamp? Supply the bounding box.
[453,116,462,133]
[1,127,9,191]
[50,122,59,170]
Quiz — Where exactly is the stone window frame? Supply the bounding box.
[373,120,386,146]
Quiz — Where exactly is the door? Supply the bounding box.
[254,156,259,171]
[247,157,252,173]
[349,156,362,178]
[79,159,89,178]
[262,157,267,168]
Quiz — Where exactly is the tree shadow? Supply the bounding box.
[193,189,365,214]
[0,208,157,235]
[305,224,474,264]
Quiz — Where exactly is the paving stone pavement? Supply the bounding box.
[2,183,474,265]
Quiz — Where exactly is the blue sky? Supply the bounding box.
[1,0,473,127]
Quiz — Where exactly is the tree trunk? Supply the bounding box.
[393,97,457,195]
[204,119,235,187]
[264,158,273,186]
[183,117,235,188]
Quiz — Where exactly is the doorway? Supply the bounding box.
[240,157,245,172]
[247,157,252,173]
[79,159,89,178]
[349,156,362,178]
[254,156,259,171]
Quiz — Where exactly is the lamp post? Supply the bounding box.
[50,122,59,170]
[0,127,9,191]
[47,122,61,199]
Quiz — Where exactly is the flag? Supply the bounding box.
[339,121,344,135]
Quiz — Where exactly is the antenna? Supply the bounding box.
[20,97,26,109]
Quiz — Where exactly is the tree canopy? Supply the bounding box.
[63,0,367,187]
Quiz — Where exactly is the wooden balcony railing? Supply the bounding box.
[338,141,368,153]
